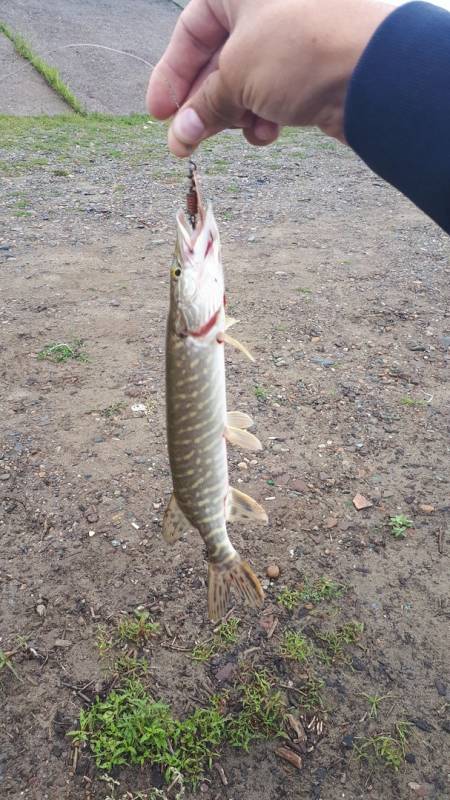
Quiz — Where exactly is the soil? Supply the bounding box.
[1,117,449,800]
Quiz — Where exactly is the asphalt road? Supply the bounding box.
[0,0,181,114]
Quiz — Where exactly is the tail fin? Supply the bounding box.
[208,556,264,622]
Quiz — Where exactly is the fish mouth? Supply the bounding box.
[188,308,220,338]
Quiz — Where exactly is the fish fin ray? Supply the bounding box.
[224,425,262,451]
[226,411,254,429]
[226,486,268,524]
[162,494,190,544]
[225,315,238,331]
[222,332,255,362]
[208,557,264,621]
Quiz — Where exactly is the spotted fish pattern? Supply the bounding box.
[163,185,268,621]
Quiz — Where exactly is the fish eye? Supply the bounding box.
[174,268,181,277]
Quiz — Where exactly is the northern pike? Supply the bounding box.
[163,176,268,621]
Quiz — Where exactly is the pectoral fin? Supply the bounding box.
[162,494,190,544]
[226,486,268,524]
[222,332,255,362]
[225,426,262,451]
[226,411,254,429]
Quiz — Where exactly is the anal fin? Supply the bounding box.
[162,493,190,544]
[222,332,255,362]
[225,425,262,451]
[226,411,254,429]
[226,486,268,524]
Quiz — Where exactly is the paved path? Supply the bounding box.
[0,0,180,114]
[0,33,70,115]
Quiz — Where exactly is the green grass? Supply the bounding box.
[280,630,313,663]
[70,670,285,787]
[99,401,127,419]
[354,722,413,771]
[116,612,160,646]
[0,649,20,680]
[225,669,285,751]
[254,385,269,401]
[192,617,241,662]
[0,21,85,114]
[296,287,313,295]
[277,578,345,611]
[315,621,364,664]
[37,339,88,363]
[296,675,325,712]
[361,692,392,720]
[400,396,428,407]
[388,514,413,539]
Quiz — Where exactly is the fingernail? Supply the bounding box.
[172,108,205,144]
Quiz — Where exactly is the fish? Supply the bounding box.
[163,175,268,622]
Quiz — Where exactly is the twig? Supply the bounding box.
[438,530,444,554]
[215,763,228,786]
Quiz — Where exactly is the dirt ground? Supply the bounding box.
[0,117,449,800]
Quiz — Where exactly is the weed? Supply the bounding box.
[354,722,412,771]
[53,168,69,176]
[191,642,217,663]
[226,670,285,750]
[192,617,240,662]
[37,339,88,363]
[296,287,313,295]
[112,655,148,679]
[70,679,225,787]
[400,396,427,407]
[96,626,113,658]
[361,692,392,719]
[0,649,20,680]
[315,621,363,664]
[254,385,268,401]
[116,612,160,646]
[99,401,127,418]
[280,631,313,663]
[0,22,85,114]
[296,675,325,712]
[389,515,413,539]
[277,578,345,611]
[215,617,240,646]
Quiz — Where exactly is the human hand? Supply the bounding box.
[146,0,392,157]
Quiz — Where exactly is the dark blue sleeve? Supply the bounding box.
[345,1,450,234]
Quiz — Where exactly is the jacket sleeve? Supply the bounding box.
[344,1,450,234]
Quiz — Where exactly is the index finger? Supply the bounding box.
[147,0,228,119]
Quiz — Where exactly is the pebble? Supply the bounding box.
[0,473,11,481]
[325,516,338,529]
[341,734,354,749]
[266,564,280,580]
[111,539,121,548]
[435,678,447,696]
[352,493,373,511]
[54,639,72,648]
[291,479,307,493]
[419,504,434,514]
[237,461,248,470]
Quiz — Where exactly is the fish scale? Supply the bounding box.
[162,176,269,621]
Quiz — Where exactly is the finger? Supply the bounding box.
[244,118,280,147]
[147,0,228,119]
[168,68,251,157]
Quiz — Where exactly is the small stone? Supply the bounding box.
[88,530,96,537]
[54,639,72,648]
[410,718,434,733]
[291,479,307,493]
[110,299,120,307]
[111,539,121,548]
[419,504,434,514]
[237,461,248,470]
[342,734,354,749]
[405,752,416,764]
[325,516,338,529]
[351,656,366,672]
[35,603,47,618]
[266,564,280,579]
[352,494,373,511]
[435,678,447,696]
[408,783,433,797]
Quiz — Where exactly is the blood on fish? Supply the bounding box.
[190,309,220,338]
[205,235,213,258]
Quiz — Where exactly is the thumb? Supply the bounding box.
[168,69,250,157]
